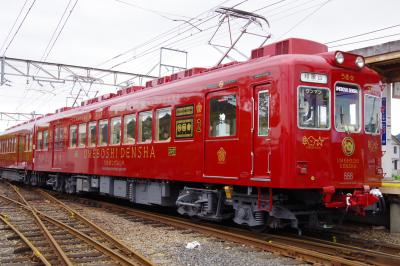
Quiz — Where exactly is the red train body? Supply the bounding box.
[0,38,383,230]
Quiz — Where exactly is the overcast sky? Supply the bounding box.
[0,0,399,134]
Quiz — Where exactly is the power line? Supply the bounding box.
[1,0,37,56]
[97,0,242,68]
[328,32,400,48]
[16,0,80,112]
[325,24,400,44]
[0,0,29,54]
[277,0,332,40]
[42,0,79,61]
[114,0,197,21]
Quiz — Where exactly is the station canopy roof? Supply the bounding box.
[351,40,400,83]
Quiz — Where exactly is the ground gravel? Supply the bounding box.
[68,202,304,266]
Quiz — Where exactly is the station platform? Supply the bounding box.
[380,181,400,195]
[380,181,400,233]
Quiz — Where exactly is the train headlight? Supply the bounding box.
[335,52,345,64]
[355,56,365,68]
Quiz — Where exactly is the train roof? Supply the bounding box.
[0,38,379,136]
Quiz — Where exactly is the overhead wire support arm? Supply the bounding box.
[209,7,271,66]
[0,112,43,122]
[0,57,157,87]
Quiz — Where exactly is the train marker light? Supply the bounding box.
[335,52,344,64]
[300,72,327,84]
[355,56,365,68]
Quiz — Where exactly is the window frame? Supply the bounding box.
[88,121,97,147]
[69,125,78,148]
[123,113,136,145]
[37,131,43,150]
[155,107,172,143]
[257,89,270,136]
[43,130,49,150]
[333,81,362,134]
[208,91,238,138]
[110,116,122,145]
[138,110,153,143]
[98,119,109,146]
[297,85,331,131]
[364,94,381,135]
[78,123,87,148]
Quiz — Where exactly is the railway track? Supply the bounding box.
[59,193,400,266]
[0,182,153,265]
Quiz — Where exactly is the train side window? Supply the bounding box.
[258,90,269,136]
[139,111,152,143]
[69,125,77,148]
[111,117,121,145]
[334,83,360,133]
[37,131,43,150]
[78,123,87,147]
[364,94,381,134]
[99,119,109,146]
[123,114,136,144]
[298,86,330,129]
[156,107,171,142]
[209,94,237,137]
[43,130,49,150]
[88,121,97,147]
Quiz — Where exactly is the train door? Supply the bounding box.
[204,88,241,179]
[52,124,63,170]
[17,135,25,167]
[252,84,271,181]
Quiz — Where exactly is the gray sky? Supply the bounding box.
[0,0,399,133]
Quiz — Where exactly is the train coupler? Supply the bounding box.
[322,186,379,215]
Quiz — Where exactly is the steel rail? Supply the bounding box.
[9,185,73,266]
[68,196,367,266]
[3,186,154,266]
[67,195,400,264]
[37,189,153,266]
[0,214,51,266]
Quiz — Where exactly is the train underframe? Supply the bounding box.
[0,168,382,232]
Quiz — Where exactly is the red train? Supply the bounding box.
[0,38,383,230]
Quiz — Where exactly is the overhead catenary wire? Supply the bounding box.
[0,0,29,55]
[15,0,80,112]
[328,32,400,48]
[0,0,37,56]
[324,24,400,44]
[96,0,246,68]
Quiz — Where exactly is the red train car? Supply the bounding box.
[0,38,383,230]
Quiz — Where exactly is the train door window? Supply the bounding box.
[298,86,330,129]
[209,94,237,137]
[111,117,121,145]
[334,83,361,133]
[123,114,136,144]
[258,90,269,136]
[37,131,43,150]
[88,121,97,147]
[78,123,87,147]
[25,135,29,151]
[29,134,33,151]
[156,107,171,142]
[69,125,77,148]
[139,111,152,143]
[364,94,381,134]
[99,119,109,146]
[43,130,49,150]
